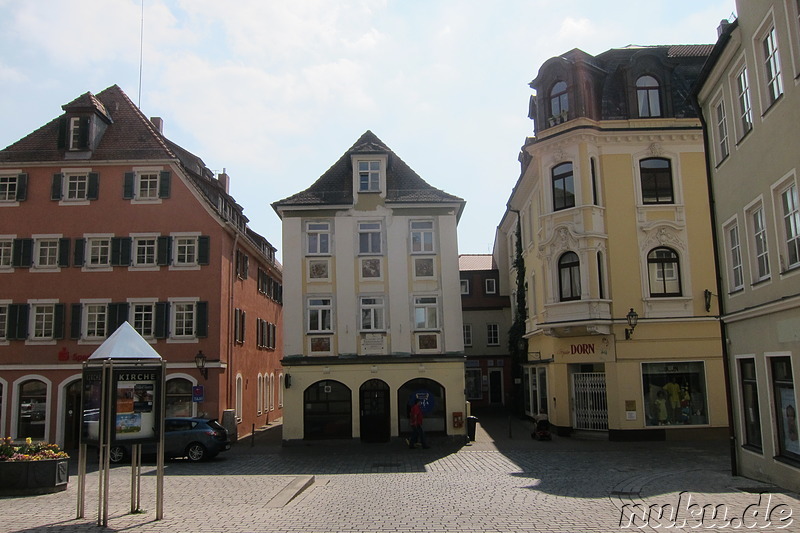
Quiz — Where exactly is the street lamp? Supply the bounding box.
[194,350,208,379]
[625,308,639,340]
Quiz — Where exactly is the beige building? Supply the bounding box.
[500,46,728,440]
[694,1,800,491]
[272,131,467,443]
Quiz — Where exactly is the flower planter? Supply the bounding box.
[0,458,69,496]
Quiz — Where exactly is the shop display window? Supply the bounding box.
[642,362,708,427]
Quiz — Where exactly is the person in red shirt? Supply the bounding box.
[407,398,429,449]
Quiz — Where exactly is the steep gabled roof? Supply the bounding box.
[0,84,278,263]
[272,130,464,218]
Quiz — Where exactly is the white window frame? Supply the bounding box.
[85,235,112,269]
[410,220,435,253]
[132,234,159,269]
[129,298,157,340]
[29,300,58,342]
[745,201,771,283]
[171,233,200,270]
[306,221,331,256]
[723,218,744,293]
[463,324,472,346]
[63,172,89,202]
[169,298,199,341]
[0,237,13,270]
[69,117,82,150]
[714,98,729,163]
[761,25,784,108]
[734,64,753,137]
[413,296,439,331]
[307,297,333,333]
[0,300,9,342]
[485,278,497,294]
[487,323,500,346]
[82,299,110,342]
[136,171,160,201]
[460,279,469,295]
[0,174,19,203]
[774,178,800,271]
[357,160,381,192]
[359,296,385,332]
[358,221,382,255]
[33,236,60,270]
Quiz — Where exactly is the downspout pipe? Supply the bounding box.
[691,81,738,477]
[228,231,239,408]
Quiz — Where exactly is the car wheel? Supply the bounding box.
[185,442,207,462]
[109,445,127,464]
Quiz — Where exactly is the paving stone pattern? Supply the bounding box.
[1,410,797,533]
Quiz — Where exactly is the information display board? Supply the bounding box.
[112,367,162,444]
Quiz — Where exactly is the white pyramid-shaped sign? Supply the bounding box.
[89,321,162,360]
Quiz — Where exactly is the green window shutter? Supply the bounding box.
[58,238,71,267]
[107,302,129,335]
[51,174,63,200]
[158,171,171,198]
[12,238,33,267]
[16,174,27,201]
[73,238,85,266]
[87,172,99,200]
[78,117,90,149]
[123,172,135,199]
[196,301,208,338]
[8,304,29,340]
[70,303,82,339]
[155,302,169,339]
[57,118,67,149]
[198,236,210,265]
[157,236,171,266]
[111,237,131,266]
[54,303,66,339]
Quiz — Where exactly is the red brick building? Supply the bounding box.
[0,85,283,448]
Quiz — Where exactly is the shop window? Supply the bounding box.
[465,369,482,400]
[642,362,708,427]
[18,379,47,439]
[771,356,798,460]
[738,358,762,451]
[165,378,193,417]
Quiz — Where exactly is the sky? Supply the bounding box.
[0,0,737,260]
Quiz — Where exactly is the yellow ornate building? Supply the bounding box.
[500,46,728,440]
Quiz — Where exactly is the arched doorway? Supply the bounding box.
[398,378,445,435]
[18,379,47,440]
[359,379,390,443]
[303,380,352,440]
[64,380,82,450]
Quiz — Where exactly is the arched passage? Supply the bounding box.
[359,379,390,443]
[398,378,446,435]
[304,380,352,440]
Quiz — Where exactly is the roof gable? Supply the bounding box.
[272,130,464,216]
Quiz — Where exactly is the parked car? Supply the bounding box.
[108,418,230,463]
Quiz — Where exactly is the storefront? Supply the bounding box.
[522,331,728,440]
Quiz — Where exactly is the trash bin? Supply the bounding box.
[466,416,478,442]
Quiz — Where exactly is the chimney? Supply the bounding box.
[218,168,230,194]
[717,19,730,38]
[150,116,163,133]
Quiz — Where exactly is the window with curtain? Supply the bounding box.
[647,247,682,296]
[636,76,661,117]
[558,252,581,301]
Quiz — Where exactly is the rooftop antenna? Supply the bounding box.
[138,0,144,107]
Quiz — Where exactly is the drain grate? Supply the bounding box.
[372,462,402,468]
[736,487,781,494]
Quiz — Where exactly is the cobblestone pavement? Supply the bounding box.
[2,409,798,533]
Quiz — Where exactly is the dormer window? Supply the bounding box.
[636,76,661,117]
[550,81,569,118]
[69,118,82,150]
[358,160,381,192]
